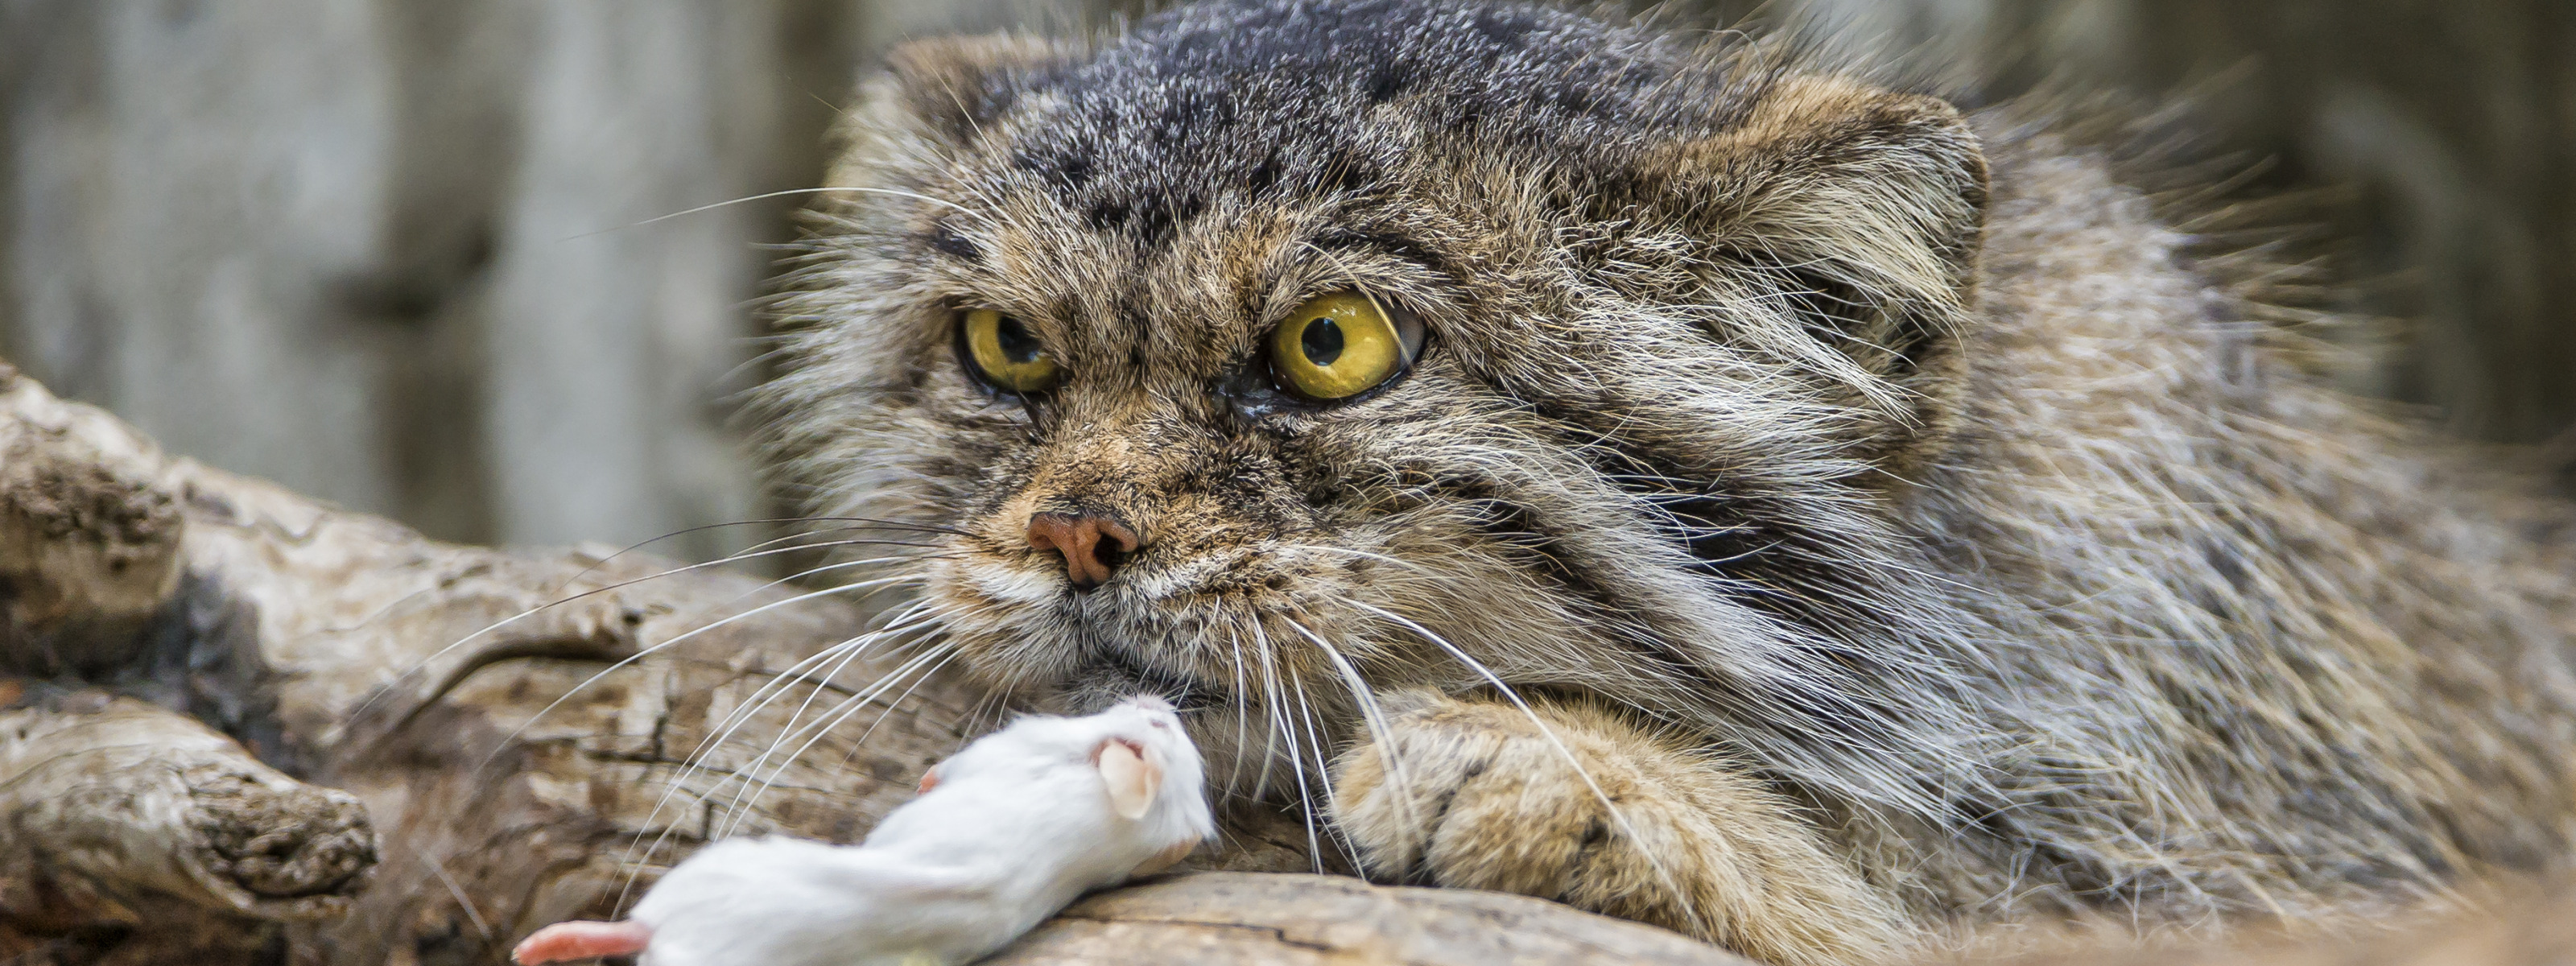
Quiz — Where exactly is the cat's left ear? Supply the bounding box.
[881,33,1081,147]
[1650,75,1988,465]
[825,33,1079,191]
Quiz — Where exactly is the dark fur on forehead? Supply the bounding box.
[985,0,1731,245]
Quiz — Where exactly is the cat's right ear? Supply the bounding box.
[1641,73,1990,472]
[877,34,1081,147]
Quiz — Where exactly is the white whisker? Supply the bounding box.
[1287,619,1422,860]
[475,573,931,779]
[564,187,994,242]
[610,609,941,910]
[719,638,962,840]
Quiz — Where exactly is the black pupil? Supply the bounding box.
[1300,317,1344,365]
[994,315,1042,365]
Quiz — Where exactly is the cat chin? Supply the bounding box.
[1054,650,1216,714]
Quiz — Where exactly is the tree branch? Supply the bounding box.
[10,357,2555,966]
[0,359,1762,965]
[0,687,374,964]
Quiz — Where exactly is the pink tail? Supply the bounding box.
[513,919,653,964]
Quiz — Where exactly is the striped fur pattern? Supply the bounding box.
[753,2,2576,962]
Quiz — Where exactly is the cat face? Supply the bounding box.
[762,0,1992,802]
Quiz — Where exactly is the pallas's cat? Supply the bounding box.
[753,2,2576,962]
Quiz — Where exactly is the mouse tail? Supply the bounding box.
[513,919,653,964]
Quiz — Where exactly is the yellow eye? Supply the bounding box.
[1266,291,1418,402]
[959,308,1060,394]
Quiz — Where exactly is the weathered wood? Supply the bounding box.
[0,360,1767,965]
[12,361,2576,966]
[994,872,1752,965]
[0,360,184,677]
[0,687,376,965]
[0,359,986,962]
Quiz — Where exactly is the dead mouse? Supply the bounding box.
[514,695,1214,966]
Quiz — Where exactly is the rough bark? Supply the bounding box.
[0,358,1761,964]
[995,872,1756,964]
[0,687,375,964]
[2,355,2570,966]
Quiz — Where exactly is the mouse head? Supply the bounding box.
[1088,695,1199,819]
[917,696,1212,836]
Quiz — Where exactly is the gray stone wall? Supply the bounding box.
[2,0,2566,563]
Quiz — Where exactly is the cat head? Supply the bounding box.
[762,0,1990,805]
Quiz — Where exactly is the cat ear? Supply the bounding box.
[914,765,941,795]
[825,34,1077,213]
[877,33,1080,147]
[1095,737,1161,821]
[1652,74,1989,459]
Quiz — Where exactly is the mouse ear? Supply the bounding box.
[1096,737,1161,821]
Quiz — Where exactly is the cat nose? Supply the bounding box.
[1024,512,1142,590]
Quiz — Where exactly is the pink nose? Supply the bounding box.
[1025,512,1141,590]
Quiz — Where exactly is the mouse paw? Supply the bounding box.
[1327,690,1905,966]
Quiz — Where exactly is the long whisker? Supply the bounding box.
[713,621,935,826]
[720,624,947,803]
[351,528,949,721]
[672,601,940,788]
[610,631,881,913]
[563,186,994,242]
[1253,622,1328,873]
[612,606,941,911]
[473,573,928,778]
[1283,653,1364,873]
[1249,625,1290,803]
[666,600,937,797]
[718,640,962,840]
[711,646,943,844]
[1221,628,1258,798]
[732,547,954,611]
[1286,620,1421,865]
[552,514,967,589]
[955,675,1018,756]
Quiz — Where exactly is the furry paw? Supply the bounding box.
[1328,690,1905,966]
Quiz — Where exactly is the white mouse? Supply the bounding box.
[513,695,1215,966]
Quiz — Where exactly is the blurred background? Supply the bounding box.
[1,0,2568,564]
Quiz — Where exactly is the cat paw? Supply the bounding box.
[1327,690,1905,966]
[1328,691,1690,906]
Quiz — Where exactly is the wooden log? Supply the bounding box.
[0,360,184,677]
[10,360,2574,965]
[0,687,375,964]
[0,360,1767,964]
[994,872,1750,964]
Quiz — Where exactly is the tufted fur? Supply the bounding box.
[753,2,2576,963]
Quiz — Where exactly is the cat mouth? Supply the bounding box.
[1084,650,1219,712]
